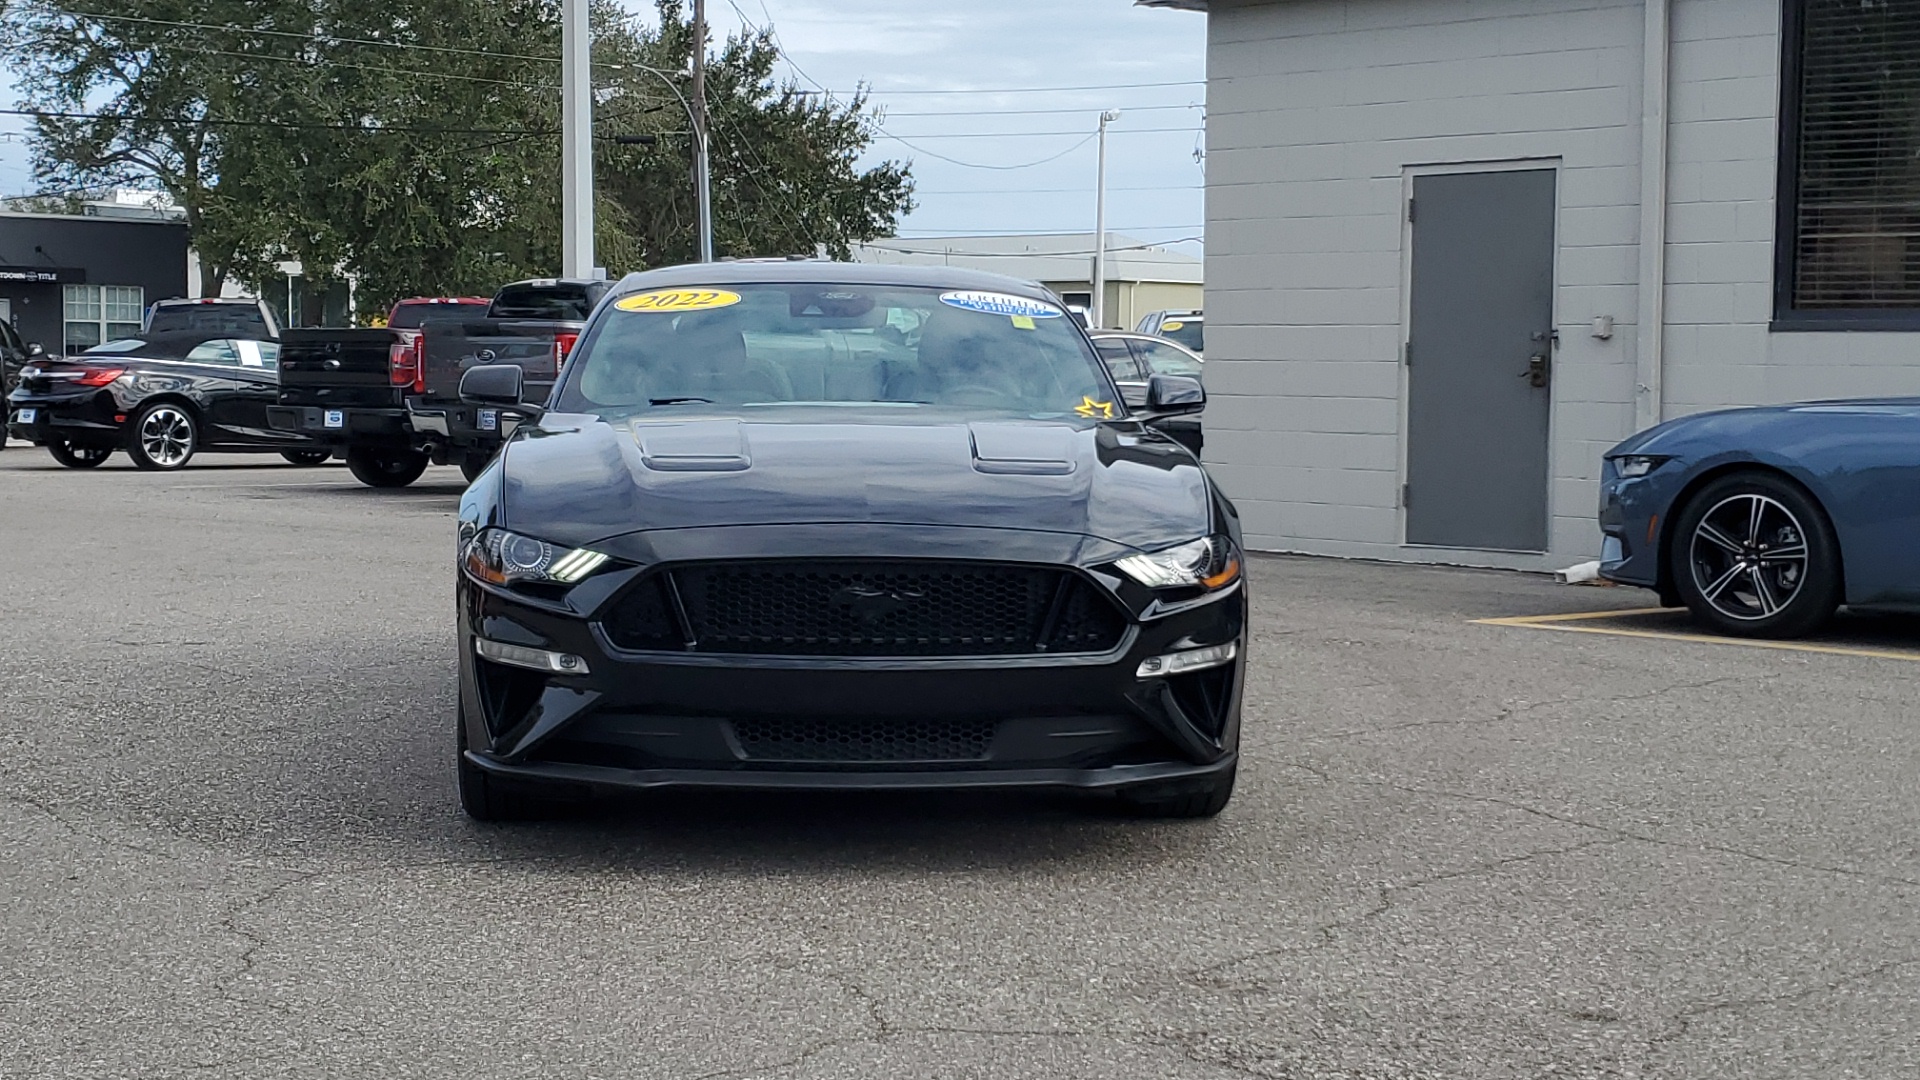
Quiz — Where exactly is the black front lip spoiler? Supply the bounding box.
[464,751,1236,793]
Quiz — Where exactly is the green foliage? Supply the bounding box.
[0,0,913,316]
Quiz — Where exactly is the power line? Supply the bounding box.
[877,125,1202,140]
[0,107,545,136]
[871,129,1097,171]
[913,184,1202,195]
[831,79,1204,97]
[884,103,1202,118]
[193,46,560,90]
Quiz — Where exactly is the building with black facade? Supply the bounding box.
[0,209,189,357]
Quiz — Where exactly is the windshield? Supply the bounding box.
[1157,318,1203,354]
[389,301,486,329]
[556,284,1117,419]
[147,304,273,337]
[490,284,599,320]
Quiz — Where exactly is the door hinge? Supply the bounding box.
[1406,199,1416,223]
[1400,482,1410,508]
[1402,341,1412,366]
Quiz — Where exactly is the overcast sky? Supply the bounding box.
[0,0,1207,251]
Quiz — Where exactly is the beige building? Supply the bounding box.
[851,233,1202,330]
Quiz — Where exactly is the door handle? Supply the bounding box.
[1521,353,1549,388]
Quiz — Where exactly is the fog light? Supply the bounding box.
[475,637,590,675]
[1137,642,1237,679]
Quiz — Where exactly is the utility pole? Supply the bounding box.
[560,0,593,278]
[690,0,715,262]
[1091,110,1119,329]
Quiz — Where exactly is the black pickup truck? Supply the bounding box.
[407,279,609,481]
[266,280,607,488]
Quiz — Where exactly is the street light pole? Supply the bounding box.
[560,0,594,278]
[690,0,714,262]
[1091,109,1119,329]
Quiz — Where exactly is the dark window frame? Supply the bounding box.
[1774,0,1920,331]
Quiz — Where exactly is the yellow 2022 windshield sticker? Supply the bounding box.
[615,289,742,313]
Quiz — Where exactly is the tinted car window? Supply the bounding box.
[389,301,488,329]
[1133,339,1203,379]
[0,319,22,354]
[489,284,600,320]
[561,284,1114,418]
[1094,338,1141,382]
[148,304,273,337]
[88,338,148,354]
[1157,318,1203,354]
[185,339,242,366]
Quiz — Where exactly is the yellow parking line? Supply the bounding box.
[1473,609,1920,663]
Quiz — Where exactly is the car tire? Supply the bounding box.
[456,706,558,822]
[1669,471,1842,639]
[46,440,113,468]
[127,402,198,471]
[458,450,494,484]
[1118,763,1236,819]
[345,447,429,488]
[280,450,332,466]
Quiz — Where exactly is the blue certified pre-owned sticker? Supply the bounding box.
[938,291,1065,319]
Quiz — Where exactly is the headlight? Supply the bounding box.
[1115,535,1241,590]
[1612,455,1671,479]
[463,528,610,586]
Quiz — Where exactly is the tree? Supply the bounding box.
[1,0,914,316]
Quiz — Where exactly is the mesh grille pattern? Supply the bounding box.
[732,718,996,762]
[600,560,1126,658]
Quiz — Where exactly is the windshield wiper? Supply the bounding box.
[650,397,715,406]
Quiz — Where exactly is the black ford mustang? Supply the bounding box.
[453,263,1246,820]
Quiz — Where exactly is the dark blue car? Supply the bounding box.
[1599,398,1920,638]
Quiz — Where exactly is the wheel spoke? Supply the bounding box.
[1746,496,1766,544]
[1749,567,1781,616]
[1696,522,1744,554]
[1758,543,1807,563]
[1700,563,1745,602]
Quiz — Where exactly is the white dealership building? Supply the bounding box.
[1145,0,1920,568]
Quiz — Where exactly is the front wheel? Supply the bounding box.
[47,440,113,468]
[1669,472,1841,639]
[345,447,429,488]
[127,402,198,470]
[280,449,332,466]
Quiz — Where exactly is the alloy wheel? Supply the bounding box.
[139,406,194,467]
[1687,493,1810,621]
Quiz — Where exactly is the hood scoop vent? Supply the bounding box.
[969,421,1077,476]
[632,418,751,472]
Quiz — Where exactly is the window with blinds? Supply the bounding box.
[1782,0,1920,314]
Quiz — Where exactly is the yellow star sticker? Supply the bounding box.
[1074,396,1117,419]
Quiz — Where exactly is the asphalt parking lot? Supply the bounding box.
[3,450,1918,1080]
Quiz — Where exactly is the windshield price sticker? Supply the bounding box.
[1161,320,1185,331]
[616,289,743,314]
[1074,396,1117,419]
[938,291,1065,320]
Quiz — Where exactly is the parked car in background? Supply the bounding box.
[1089,329,1205,457]
[270,325,428,486]
[1136,309,1203,356]
[4,332,328,470]
[144,298,282,340]
[0,318,43,450]
[449,263,1239,822]
[409,278,611,480]
[1599,398,1920,638]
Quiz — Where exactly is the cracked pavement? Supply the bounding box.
[3,452,1919,1078]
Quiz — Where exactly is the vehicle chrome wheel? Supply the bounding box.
[134,405,196,469]
[1686,493,1810,622]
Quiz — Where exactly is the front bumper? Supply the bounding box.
[268,404,413,447]
[1597,459,1681,589]
[457,555,1246,795]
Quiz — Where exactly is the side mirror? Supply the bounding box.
[26,342,45,357]
[1144,373,1205,416]
[459,364,541,417]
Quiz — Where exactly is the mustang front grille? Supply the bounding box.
[731,717,996,763]
[600,560,1128,657]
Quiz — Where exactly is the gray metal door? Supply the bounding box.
[1405,169,1556,551]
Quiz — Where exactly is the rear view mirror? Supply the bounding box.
[26,342,44,357]
[460,364,540,417]
[1144,373,1205,416]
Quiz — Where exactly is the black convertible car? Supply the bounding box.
[453,263,1246,821]
[5,332,329,469]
